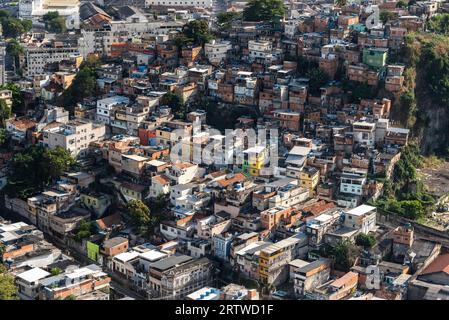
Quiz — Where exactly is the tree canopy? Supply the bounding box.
[57,64,98,113]
[0,83,24,115]
[127,200,151,228]
[217,12,241,30]
[6,145,75,199]
[355,233,376,248]
[306,68,330,96]
[180,20,214,46]
[0,274,18,300]
[163,91,186,119]
[243,0,286,23]
[43,11,67,33]
[427,13,449,35]
[333,240,360,272]
[0,99,11,127]
[0,10,32,38]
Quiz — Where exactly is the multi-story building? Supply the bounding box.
[293,259,331,297]
[42,119,106,158]
[340,167,367,196]
[39,264,111,300]
[145,0,213,7]
[352,121,376,147]
[205,40,232,65]
[258,233,308,286]
[343,204,377,234]
[96,96,130,125]
[299,166,320,197]
[25,39,81,77]
[248,40,273,63]
[148,256,215,300]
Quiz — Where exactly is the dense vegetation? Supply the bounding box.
[242,0,285,23]
[57,59,100,113]
[0,83,25,115]
[43,11,67,33]
[217,12,242,30]
[427,13,449,35]
[175,20,214,47]
[0,10,31,38]
[0,244,18,300]
[355,233,376,249]
[399,32,449,155]
[74,220,95,242]
[373,144,435,220]
[5,146,75,199]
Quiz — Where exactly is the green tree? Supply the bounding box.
[333,240,360,272]
[400,200,424,220]
[181,20,214,46]
[396,0,407,8]
[0,243,5,260]
[0,83,24,114]
[427,13,449,35]
[0,273,18,300]
[217,12,241,30]
[6,146,75,198]
[163,91,186,118]
[50,267,62,276]
[243,0,286,23]
[306,68,329,95]
[380,11,397,24]
[0,13,32,39]
[64,294,77,300]
[6,39,24,72]
[355,233,376,248]
[43,12,67,33]
[74,220,94,242]
[0,99,11,127]
[57,64,98,112]
[127,200,151,228]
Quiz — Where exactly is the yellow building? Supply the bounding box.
[243,146,267,177]
[299,166,320,197]
[258,234,307,286]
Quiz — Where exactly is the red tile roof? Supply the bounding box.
[422,254,449,275]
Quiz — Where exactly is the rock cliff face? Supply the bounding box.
[392,33,449,156]
[418,105,449,155]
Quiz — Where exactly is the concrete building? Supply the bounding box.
[42,119,106,158]
[205,40,232,65]
[343,204,376,234]
[145,0,213,8]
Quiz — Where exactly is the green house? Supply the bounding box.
[362,47,388,69]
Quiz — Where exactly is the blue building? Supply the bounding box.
[213,233,234,261]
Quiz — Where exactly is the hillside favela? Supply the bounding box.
[0,0,448,304]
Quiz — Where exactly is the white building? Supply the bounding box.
[42,119,106,158]
[205,40,232,65]
[16,267,51,300]
[248,40,273,62]
[145,0,213,8]
[353,121,376,147]
[25,43,80,77]
[340,167,367,196]
[19,0,81,29]
[96,95,130,125]
[343,204,377,234]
